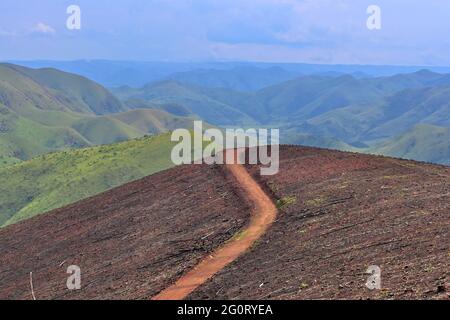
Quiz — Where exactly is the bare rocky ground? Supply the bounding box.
[0,165,249,300]
[190,146,450,300]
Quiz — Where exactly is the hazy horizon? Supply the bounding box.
[6,59,450,69]
[2,1,450,66]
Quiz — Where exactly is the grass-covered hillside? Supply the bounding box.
[0,133,187,227]
[0,102,197,162]
[370,124,450,165]
[112,80,257,126]
[1,63,126,115]
[0,63,200,161]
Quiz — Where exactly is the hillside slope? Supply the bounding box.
[0,146,448,300]
[109,109,200,135]
[0,64,130,159]
[114,71,450,164]
[111,81,257,126]
[191,146,449,300]
[0,133,181,227]
[370,124,450,165]
[0,63,199,161]
[2,63,125,115]
[0,164,248,300]
[165,66,299,91]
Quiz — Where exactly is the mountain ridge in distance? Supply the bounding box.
[0,63,200,161]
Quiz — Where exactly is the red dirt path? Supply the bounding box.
[152,149,278,300]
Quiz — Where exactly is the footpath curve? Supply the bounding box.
[152,149,278,300]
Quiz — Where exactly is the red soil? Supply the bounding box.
[0,165,249,300]
[190,146,450,300]
[1,146,448,300]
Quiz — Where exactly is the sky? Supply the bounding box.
[1,0,450,66]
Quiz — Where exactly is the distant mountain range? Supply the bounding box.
[1,61,450,228]
[10,60,450,88]
[3,62,450,167]
[112,70,450,162]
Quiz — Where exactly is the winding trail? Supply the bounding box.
[152,149,278,300]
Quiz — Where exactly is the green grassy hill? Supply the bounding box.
[0,133,187,227]
[70,116,144,145]
[369,124,450,165]
[0,63,201,161]
[112,80,257,126]
[110,109,201,135]
[0,103,197,161]
[282,130,357,152]
[3,63,126,115]
[114,70,450,129]
[165,66,298,91]
[0,104,91,161]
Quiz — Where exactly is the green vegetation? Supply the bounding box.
[2,62,450,229]
[0,104,197,162]
[111,80,257,126]
[2,63,126,115]
[0,63,212,228]
[282,132,356,152]
[231,230,248,242]
[166,66,297,91]
[276,196,297,209]
[299,283,309,290]
[0,155,20,167]
[0,133,184,227]
[110,109,201,135]
[305,197,326,207]
[0,63,201,162]
[112,70,450,167]
[369,124,450,165]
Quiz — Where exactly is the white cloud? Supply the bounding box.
[32,22,56,35]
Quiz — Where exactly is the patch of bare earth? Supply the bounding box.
[0,165,249,300]
[190,146,450,300]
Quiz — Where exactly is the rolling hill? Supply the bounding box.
[12,60,450,87]
[0,63,125,115]
[0,63,200,161]
[4,62,450,169]
[164,66,299,91]
[370,124,450,165]
[0,163,248,299]
[248,70,450,126]
[113,70,450,165]
[0,133,184,227]
[0,146,448,299]
[109,109,201,135]
[0,103,91,162]
[112,80,256,126]
[115,70,450,127]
